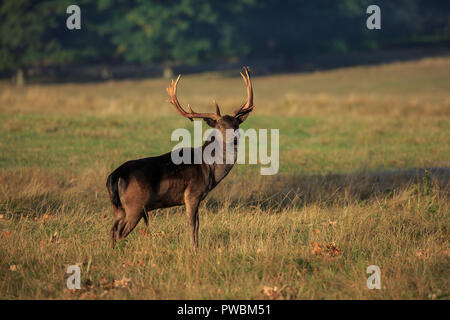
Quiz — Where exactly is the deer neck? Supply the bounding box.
[201,139,238,186]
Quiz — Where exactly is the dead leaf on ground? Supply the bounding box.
[262,286,279,300]
[49,232,58,243]
[326,242,341,257]
[415,248,430,259]
[113,276,131,288]
[261,285,295,300]
[313,229,320,234]
[9,264,20,271]
[320,220,337,227]
[311,241,322,255]
[154,230,166,237]
[42,213,53,220]
[136,260,145,266]
[311,241,341,257]
[327,220,337,226]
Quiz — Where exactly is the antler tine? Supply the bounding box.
[213,100,221,116]
[166,74,220,121]
[232,66,255,118]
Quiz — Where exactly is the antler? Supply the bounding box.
[166,75,221,122]
[232,66,255,118]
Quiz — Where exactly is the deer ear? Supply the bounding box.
[203,118,217,128]
[236,111,250,124]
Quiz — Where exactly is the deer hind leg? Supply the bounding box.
[115,205,144,241]
[110,204,143,247]
[110,206,125,248]
[112,176,150,243]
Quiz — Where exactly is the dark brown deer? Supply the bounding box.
[106,67,255,248]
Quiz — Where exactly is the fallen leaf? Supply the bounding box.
[0,214,4,220]
[326,242,341,257]
[136,260,145,266]
[113,276,131,288]
[313,229,320,234]
[42,213,53,220]
[49,232,58,243]
[328,220,337,226]
[154,230,166,237]
[415,248,430,259]
[311,241,322,255]
[9,265,19,271]
[256,248,263,254]
[140,229,149,237]
[262,286,279,300]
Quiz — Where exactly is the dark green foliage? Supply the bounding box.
[0,0,449,75]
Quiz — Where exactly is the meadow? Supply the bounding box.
[0,57,449,299]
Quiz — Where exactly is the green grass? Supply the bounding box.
[0,57,449,299]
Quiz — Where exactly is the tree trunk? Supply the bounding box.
[162,65,174,79]
[16,68,25,87]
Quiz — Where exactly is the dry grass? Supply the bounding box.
[0,57,449,299]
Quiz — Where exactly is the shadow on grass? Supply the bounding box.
[1,167,448,218]
[205,167,450,212]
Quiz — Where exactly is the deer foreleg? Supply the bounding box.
[185,199,200,248]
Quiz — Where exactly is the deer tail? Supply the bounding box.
[106,172,122,208]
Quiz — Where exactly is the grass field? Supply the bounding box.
[0,57,449,299]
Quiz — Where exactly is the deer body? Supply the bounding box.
[106,68,254,248]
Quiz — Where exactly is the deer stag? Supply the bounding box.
[106,67,255,248]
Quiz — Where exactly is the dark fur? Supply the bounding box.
[106,69,254,248]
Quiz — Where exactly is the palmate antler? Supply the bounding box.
[232,66,254,118]
[166,75,221,122]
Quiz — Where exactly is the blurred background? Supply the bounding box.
[1,0,449,84]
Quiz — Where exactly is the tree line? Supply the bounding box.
[1,0,449,84]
